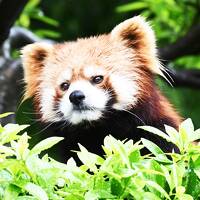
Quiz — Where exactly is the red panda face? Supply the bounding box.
[21,16,165,125]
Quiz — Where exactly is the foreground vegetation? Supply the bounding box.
[0,113,200,200]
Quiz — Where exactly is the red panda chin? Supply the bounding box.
[21,16,182,161]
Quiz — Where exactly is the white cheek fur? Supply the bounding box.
[40,87,61,122]
[110,74,138,110]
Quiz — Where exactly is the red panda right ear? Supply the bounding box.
[110,16,166,79]
[21,42,53,99]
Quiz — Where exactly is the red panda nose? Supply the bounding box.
[69,90,85,106]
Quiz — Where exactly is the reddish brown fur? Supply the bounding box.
[21,16,181,128]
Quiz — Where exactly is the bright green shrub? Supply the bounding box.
[0,113,200,200]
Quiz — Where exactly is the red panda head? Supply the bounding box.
[21,16,165,125]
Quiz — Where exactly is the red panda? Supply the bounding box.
[21,16,181,161]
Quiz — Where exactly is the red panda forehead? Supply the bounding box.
[51,37,136,78]
[53,35,133,63]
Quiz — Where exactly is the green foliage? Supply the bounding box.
[116,0,198,45]
[16,0,60,39]
[1,113,200,199]
[116,0,200,76]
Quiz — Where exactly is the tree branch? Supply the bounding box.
[163,67,200,89]
[0,0,28,46]
[158,23,200,89]
[159,23,200,61]
[2,26,54,59]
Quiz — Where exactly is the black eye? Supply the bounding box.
[92,75,104,84]
[60,82,70,91]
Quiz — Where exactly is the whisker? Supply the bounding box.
[31,122,55,137]
[121,108,145,125]
[22,111,38,115]
[159,64,174,86]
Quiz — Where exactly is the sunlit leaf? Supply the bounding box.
[138,126,172,143]
[24,182,48,200]
[29,137,64,156]
[141,138,171,163]
[145,181,170,200]
[0,113,14,119]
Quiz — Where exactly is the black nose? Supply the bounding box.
[69,90,85,105]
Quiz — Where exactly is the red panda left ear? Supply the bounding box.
[111,16,165,77]
[21,42,53,99]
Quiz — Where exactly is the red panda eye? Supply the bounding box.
[60,82,70,91]
[92,75,104,84]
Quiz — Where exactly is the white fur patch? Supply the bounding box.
[57,68,72,83]
[84,66,105,78]
[70,110,102,124]
[110,73,138,110]
[59,80,109,124]
[40,87,60,122]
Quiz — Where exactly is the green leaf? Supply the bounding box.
[0,124,29,145]
[24,182,48,200]
[185,160,200,199]
[32,15,59,26]
[110,178,123,196]
[16,196,37,200]
[141,138,171,163]
[178,118,193,152]
[129,149,140,163]
[160,165,172,190]
[0,145,16,157]
[77,144,104,172]
[4,184,21,200]
[145,181,170,199]
[143,192,162,200]
[191,128,200,141]
[116,2,148,13]
[139,126,172,143]
[181,194,194,200]
[193,156,200,179]
[0,112,14,119]
[16,133,30,160]
[0,169,13,182]
[35,29,61,39]
[19,14,30,28]
[179,118,194,134]
[29,137,64,156]
[164,125,180,146]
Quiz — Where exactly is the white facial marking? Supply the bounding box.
[84,66,105,78]
[40,87,60,122]
[110,74,138,110]
[59,80,109,124]
[70,110,102,124]
[57,68,72,83]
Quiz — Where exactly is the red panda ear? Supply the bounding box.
[111,16,165,77]
[21,42,53,99]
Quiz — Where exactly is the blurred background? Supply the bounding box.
[0,0,200,129]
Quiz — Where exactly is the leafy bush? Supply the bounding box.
[0,113,200,200]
